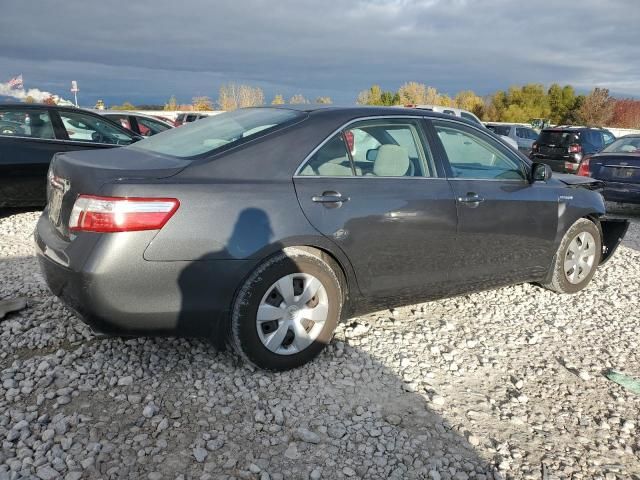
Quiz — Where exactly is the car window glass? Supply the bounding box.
[136,116,171,136]
[107,114,131,131]
[487,125,511,136]
[516,127,526,138]
[602,136,640,153]
[0,109,55,139]
[603,131,615,145]
[346,119,432,177]
[59,111,134,145]
[298,133,352,176]
[460,112,481,125]
[443,110,455,115]
[186,114,197,122]
[527,129,539,140]
[434,122,526,180]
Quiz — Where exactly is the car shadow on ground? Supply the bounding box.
[0,207,41,220]
[605,201,640,252]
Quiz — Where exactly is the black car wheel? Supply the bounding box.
[229,247,343,370]
[543,218,601,294]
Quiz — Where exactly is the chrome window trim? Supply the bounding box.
[292,115,425,177]
[0,133,129,147]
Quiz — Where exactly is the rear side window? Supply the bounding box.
[538,130,579,146]
[488,125,511,136]
[434,121,526,180]
[0,109,55,139]
[299,133,352,176]
[132,108,303,158]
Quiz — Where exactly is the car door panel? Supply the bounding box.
[429,119,558,289]
[295,177,458,302]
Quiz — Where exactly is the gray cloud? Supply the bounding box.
[1,0,638,106]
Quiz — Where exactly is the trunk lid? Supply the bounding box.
[589,153,640,184]
[47,147,190,238]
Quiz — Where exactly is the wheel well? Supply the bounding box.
[293,245,350,299]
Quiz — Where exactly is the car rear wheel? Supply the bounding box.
[229,248,343,370]
[543,218,601,294]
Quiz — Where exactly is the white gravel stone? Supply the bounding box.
[1,209,639,479]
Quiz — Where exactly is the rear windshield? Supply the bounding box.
[538,130,579,146]
[486,125,511,136]
[132,108,303,158]
[602,136,640,154]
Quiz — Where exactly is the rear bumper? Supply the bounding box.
[601,181,640,204]
[530,155,579,174]
[35,214,250,340]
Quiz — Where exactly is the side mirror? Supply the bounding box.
[531,162,552,183]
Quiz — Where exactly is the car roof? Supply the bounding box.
[254,104,476,121]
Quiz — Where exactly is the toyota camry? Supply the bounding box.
[35,106,629,370]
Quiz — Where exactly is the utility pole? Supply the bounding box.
[70,80,79,107]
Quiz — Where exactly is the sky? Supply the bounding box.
[1,0,639,107]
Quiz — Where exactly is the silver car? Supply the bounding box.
[486,123,539,154]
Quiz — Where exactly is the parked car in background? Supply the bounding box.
[408,104,520,150]
[151,115,177,127]
[36,106,628,371]
[175,112,210,126]
[486,123,539,154]
[530,126,615,173]
[577,134,640,204]
[99,111,174,137]
[0,104,139,207]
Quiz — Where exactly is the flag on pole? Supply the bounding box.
[7,74,23,89]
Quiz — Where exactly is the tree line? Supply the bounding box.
[108,81,640,129]
[356,82,640,129]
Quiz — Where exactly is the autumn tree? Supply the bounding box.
[612,99,640,129]
[191,96,213,111]
[577,88,615,126]
[547,84,579,124]
[315,96,333,104]
[24,95,35,104]
[164,95,178,111]
[218,83,264,110]
[43,95,57,106]
[356,85,398,106]
[454,90,483,115]
[289,94,309,104]
[271,94,285,105]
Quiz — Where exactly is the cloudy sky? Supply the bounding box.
[1,0,638,106]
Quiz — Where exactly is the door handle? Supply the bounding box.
[457,192,485,207]
[312,191,349,208]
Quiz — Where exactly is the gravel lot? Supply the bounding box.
[1,208,639,480]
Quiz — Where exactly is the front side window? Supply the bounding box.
[59,111,134,145]
[434,121,526,180]
[133,108,303,158]
[0,109,55,139]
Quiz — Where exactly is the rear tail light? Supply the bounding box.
[69,195,179,233]
[577,156,591,177]
[568,143,582,153]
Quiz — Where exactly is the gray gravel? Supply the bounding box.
[1,209,639,480]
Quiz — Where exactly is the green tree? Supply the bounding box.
[271,94,285,105]
[110,101,136,111]
[454,90,483,113]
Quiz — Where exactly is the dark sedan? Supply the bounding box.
[0,104,139,207]
[577,135,640,204]
[35,106,629,370]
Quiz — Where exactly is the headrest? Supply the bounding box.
[373,144,409,177]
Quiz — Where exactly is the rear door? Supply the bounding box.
[0,107,62,206]
[429,119,559,288]
[294,116,458,303]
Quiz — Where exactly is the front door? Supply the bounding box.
[429,119,559,289]
[294,117,458,304]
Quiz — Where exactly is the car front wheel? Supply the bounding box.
[229,247,343,370]
[543,218,602,294]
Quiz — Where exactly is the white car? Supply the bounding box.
[409,104,520,151]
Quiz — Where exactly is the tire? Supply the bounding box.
[229,247,343,370]
[542,218,602,294]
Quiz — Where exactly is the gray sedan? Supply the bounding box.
[35,106,628,370]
